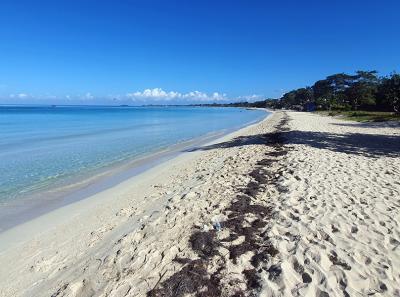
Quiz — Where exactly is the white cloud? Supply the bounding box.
[126,88,228,102]
[9,93,29,99]
[2,89,268,105]
[84,92,94,100]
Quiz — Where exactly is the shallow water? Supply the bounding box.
[0,106,266,209]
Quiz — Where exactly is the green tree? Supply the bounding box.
[312,79,334,109]
[312,79,333,99]
[294,87,314,104]
[325,73,356,108]
[281,90,298,107]
[378,73,400,113]
[345,70,379,110]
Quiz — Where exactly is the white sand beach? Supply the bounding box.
[0,111,399,297]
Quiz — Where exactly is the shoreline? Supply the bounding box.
[1,111,399,297]
[0,109,269,233]
[0,109,272,250]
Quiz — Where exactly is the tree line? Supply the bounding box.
[277,71,399,112]
[202,71,400,113]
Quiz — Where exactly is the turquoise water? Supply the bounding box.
[0,106,266,206]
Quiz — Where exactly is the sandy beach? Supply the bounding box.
[0,111,399,297]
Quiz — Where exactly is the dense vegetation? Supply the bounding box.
[201,71,400,114]
[278,71,399,112]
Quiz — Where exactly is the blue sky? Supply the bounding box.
[0,0,399,105]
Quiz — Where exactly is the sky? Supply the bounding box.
[0,0,399,105]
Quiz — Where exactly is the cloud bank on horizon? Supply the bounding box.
[126,88,228,102]
[1,88,265,105]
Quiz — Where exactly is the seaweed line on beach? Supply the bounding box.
[147,113,291,297]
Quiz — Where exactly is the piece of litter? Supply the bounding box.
[213,220,222,231]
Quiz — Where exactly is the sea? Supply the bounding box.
[0,105,268,230]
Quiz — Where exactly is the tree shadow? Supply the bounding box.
[331,122,400,129]
[188,130,400,158]
[186,131,285,152]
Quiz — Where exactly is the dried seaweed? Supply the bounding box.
[147,113,291,297]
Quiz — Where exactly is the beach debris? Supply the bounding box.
[267,264,282,281]
[211,216,222,231]
[147,113,291,297]
[213,220,222,231]
[302,272,312,283]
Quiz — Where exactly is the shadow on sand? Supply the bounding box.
[188,130,400,158]
[330,122,400,129]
